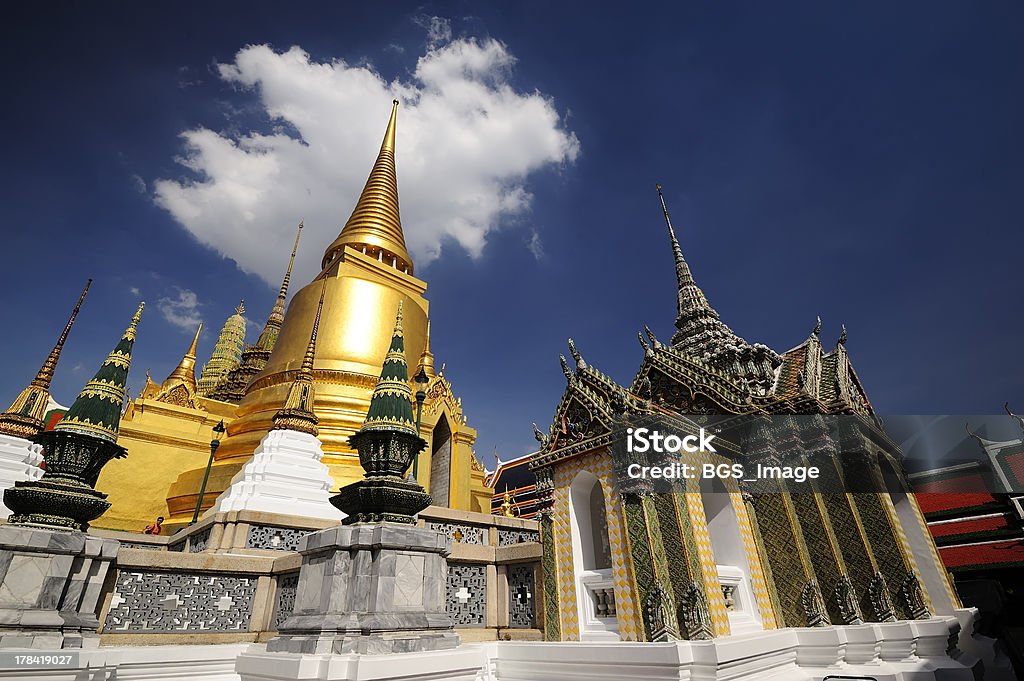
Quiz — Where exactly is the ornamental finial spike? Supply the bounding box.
[838,324,848,346]
[567,338,586,369]
[0,278,92,438]
[125,301,145,341]
[812,316,822,336]
[321,99,412,273]
[560,355,573,382]
[236,299,245,316]
[271,280,325,435]
[1005,402,1024,433]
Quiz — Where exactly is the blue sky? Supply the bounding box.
[2,3,1022,466]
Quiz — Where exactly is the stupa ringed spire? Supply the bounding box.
[321,100,413,275]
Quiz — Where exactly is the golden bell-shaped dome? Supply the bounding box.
[178,100,429,506]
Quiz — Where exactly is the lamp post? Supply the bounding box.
[411,367,429,481]
[191,420,225,525]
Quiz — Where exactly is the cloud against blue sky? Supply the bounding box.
[1,3,1022,464]
[154,27,579,286]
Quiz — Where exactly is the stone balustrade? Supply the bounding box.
[86,506,542,645]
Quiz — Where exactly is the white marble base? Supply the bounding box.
[0,643,250,681]
[0,618,996,681]
[953,607,1017,681]
[207,430,343,521]
[0,433,44,518]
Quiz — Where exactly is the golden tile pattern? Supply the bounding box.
[552,449,642,641]
[722,479,779,629]
[683,487,729,634]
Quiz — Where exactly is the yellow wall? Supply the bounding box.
[94,396,235,532]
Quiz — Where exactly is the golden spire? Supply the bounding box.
[0,279,91,438]
[321,100,413,275]
[271,280,327,435]
[416,320,436,379]
[161,322,202,392]
[256,221,303,350]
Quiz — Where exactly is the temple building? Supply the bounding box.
[86,100,491,532]
[531,185,964,650]
[0,106,1010,681]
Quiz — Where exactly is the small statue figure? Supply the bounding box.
[500,488,519,517]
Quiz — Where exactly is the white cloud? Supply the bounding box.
[129,286,141,296]
[154,34,579,287]
[416,15,453,47]
[130,174,147,193]
[526,229,544,261]
[157,288,202,332]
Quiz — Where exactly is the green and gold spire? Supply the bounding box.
[197,300,247,396]
[321,100,414,275]
[0,279,91,438]
[271,281,326,436]
[655,184,780,391]
[359,300,416,435]
[55,302,144,444]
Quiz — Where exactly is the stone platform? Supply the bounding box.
[267,522,459,656]
[0,525,118,649]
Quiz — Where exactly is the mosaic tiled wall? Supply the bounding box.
[445,563,486,626]
[426,521,487,546]
[509,563,536,628]
[103,570,256,632]
[271,573,299,630]
[551,450,642,641]
[688,449,778,631]
[247,525,310,552]
[497,529,540,546]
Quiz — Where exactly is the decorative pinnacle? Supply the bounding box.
[356,299,417,435]
[235,299,245,316]
[301,281,327,375]
[33,278,91,389]
[321,99,412,274]
[1005,402,1024,433]
[255,221,304,351]
[417,319,436,378]
[125,302,145,341]
[560,355,574,382]
[567,338,586,369]
[281,221,302,298]
[812,316,822,336]
[637,331,651,353]
[271,279,326,436]
[838,324,848,346]
[54,301,145,443]
[162,321,202,391]
[644,325,662,349]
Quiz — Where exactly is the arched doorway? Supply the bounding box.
[429,415,452,507]
[701,476,763,634]
[569,470,617,640]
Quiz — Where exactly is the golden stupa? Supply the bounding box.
[90,100,491,532]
